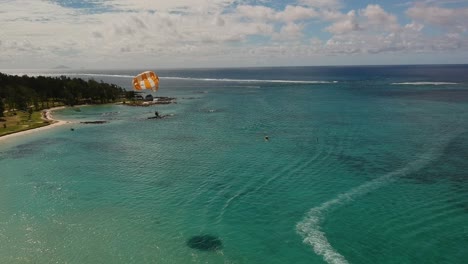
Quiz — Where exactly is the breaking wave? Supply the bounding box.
[391,82,458,85]
[6,72,337,84]
[162,76,338,84]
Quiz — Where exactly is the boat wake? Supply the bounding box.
[295,132,460,264]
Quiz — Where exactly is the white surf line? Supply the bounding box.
[163,77,337,84]
[295,131,460,264]
[8,72,338,84]
[391,82,458,85]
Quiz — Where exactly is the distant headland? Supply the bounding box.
[53,65,70,70]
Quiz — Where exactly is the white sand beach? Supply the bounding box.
[0,106,70,143]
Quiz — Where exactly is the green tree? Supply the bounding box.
[0,98,4,117]
[0,71,126,108]
[28,107,33,120]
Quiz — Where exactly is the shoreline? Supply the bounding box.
[0,106,69,143]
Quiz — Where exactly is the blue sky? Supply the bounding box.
[0,0,467,69]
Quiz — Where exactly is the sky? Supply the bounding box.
[0,0,467,69]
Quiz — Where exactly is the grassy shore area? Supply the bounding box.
[0,110,53,137]
[0,98,176,138]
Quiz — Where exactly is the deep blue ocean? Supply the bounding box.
[1,65,468,264]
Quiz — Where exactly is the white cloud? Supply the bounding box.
[277,5,319,22]
[360,5,399,31]
[404,22,424,32]
[108,0,234,13]
[406,3,468,32]
[235,5,318,23]
[320,9,346,21]
[274,23,305,40]
[236,5,276,21]
[0,0,466,69]
[326,10,360,34]
[319,3,466,57]
[299,0,343,9]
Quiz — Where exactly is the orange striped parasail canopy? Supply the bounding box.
[132,71,159,92]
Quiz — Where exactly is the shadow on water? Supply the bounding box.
[381,89,468,103]
[345,79,468,104]
[404,132,468,184]
[186,235,223,251]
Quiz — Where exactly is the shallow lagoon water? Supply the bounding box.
[1,66,468,263]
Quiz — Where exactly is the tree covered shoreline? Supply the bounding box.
[0,72,128,116]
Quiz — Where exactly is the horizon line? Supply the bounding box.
[1,63,468,72]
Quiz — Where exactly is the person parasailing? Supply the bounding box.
[133,71,163,118]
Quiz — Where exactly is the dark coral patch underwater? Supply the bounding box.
[186,235,223,251]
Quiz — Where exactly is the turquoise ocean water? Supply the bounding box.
[1,65,468,263]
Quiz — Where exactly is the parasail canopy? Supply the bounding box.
[133,71,159,92]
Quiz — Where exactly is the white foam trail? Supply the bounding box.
[296,133,459,264]
[391,82,458,85]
